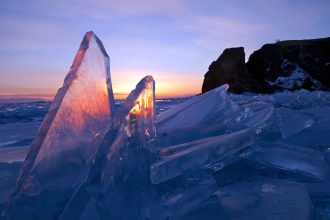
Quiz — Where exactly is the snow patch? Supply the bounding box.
[267,64,321,89]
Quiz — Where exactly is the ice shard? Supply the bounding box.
[150,128,254,184]
[156,84,231,134]
[5,31,115,219]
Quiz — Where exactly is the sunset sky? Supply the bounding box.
[0,0,329,99]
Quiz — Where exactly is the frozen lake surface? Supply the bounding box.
[1,89,330,219]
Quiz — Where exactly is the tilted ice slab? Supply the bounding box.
[5,31,115,220]
[60,76,164,220]
[243,143,330,181]
[276,107,314,139]
[150,128,254,184]
[153,101,272,152]
[156,84,232,134]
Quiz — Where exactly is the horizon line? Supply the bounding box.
[0,92,197,100]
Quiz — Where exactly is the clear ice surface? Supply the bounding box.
[4,31,115,219]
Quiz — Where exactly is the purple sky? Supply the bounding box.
[0,0,329,98]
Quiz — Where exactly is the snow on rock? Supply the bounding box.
[4,31,115,220]
[266,60,321,90]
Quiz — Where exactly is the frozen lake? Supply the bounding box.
[1,89,330,219]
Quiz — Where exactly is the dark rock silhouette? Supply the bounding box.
[202,37,330,93]
[202,47,257,93]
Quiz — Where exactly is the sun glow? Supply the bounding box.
[112,71,201,99]
[125,77,155,138]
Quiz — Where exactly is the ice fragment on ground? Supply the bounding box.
[162,176,217,218]
[214,178,311,220]
[276,107,314,139]
[242,143,330,181]
[284,107,330,148]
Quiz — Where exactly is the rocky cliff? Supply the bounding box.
[202,37,330,93]
[202,47,257,93]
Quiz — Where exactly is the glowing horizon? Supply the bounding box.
[0,72,201,100]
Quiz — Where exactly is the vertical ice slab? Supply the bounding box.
[150,128,254,184]
[5,31,114,220]
[98,76,165,220]
[214,178,311,220]
[122,75,156,140]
